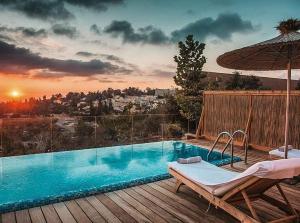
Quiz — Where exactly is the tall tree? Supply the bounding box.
[174,35,207,96]
[173,35,207,120]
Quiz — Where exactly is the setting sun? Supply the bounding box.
[10,90,21,98]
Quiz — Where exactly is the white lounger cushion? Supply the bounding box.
[269,149,300,158]
[168,158,300,196]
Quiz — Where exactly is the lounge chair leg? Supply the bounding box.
[206,202,211,213]
[275,184,299,218]
[241,190,261,222]
[175,179,183,193]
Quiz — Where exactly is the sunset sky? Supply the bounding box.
[0,0,298,101]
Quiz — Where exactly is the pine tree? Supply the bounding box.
[174,35,207,96]
[173,35,207,120]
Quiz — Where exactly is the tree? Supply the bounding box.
[174,35,207,96]
[173,35,206,120]
[225,72,242,90]
[225,72,262,90]
[242,75,262,90]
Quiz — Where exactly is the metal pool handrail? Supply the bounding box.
[231,130,248,166]
[207,131,233,161]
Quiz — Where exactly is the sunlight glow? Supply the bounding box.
[10,90,21,98]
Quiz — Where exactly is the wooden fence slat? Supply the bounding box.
[198,91,300,151]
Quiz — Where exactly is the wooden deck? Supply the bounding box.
[1,140,300,223]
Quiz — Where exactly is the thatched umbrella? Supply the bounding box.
[217,19,300,159]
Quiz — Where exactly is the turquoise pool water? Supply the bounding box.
[0,141,240,212]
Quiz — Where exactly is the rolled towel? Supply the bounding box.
[177,156,202,164]
[278,145,293,152]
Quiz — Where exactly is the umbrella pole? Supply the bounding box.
[284,58,292,159]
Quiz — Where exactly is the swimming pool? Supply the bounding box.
[0,141,240,212]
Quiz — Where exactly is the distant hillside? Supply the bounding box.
[203,71,298,90]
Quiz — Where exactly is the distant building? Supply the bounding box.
[203,71,298,90]
[154,89,175,97]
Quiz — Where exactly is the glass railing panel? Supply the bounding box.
[95,115,132,147]
[162,115,187,140]
[51,116,96,151]
[1,117,51,156]
[132,114,166,144]
[0,114,196,156]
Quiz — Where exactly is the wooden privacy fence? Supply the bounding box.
[196,91,300,151]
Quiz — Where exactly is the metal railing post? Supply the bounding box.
[94,116,97,147]
[131,115,134,144]
[0,119,3,154]
[50,117,53,152]
[231,130,248,165]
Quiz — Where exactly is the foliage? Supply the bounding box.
[122,87,144,96]
[174,35,207,96]
[164,123,184,138]
[175,93,202,120]
[206,78,221,90]
[173,35,206,120]
[225,72,262,90]
[276,18,300,34]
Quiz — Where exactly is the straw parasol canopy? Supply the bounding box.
[217,18,300,159]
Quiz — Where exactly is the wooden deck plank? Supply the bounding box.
[133,186,196,223]
[65,200,92,223]
[86,196,121,223]
[158,180,238,223]
[106,192,151,223]
[29,207,46,223]
[75,198,106,223]
[149,182,227,223]
[140,184,209,223]
[53,203,76,223]
[41,205,62,223]
[95,194,137,223]
[15,210,31,223]
[124,187,182,223]
[114,189,168,223]
[2,212,16,223]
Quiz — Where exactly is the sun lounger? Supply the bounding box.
[168,159,300,223]
[269,149,300,159]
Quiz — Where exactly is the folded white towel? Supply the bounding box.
[177,156,202,164]
[278,145,293,152]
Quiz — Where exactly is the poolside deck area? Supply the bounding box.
[2,140,300,223]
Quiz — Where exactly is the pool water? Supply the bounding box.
[0,141,240,212]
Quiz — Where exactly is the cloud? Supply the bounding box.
[75,51,139,71]
[90,24,101,35]
[150,69,174,78]
[0,34,13,42]
[64,0,124,11]
[0,40,131,78]
[76,51,98,57]
[20,28,47,37]
[0,0,74,21]
[0,25,47,38]
[104,14,256,45]
[0,0,124,21]
[51,24,78,39]
[104,21,169,45]
[100,54,124,63]
[171,13,256,42]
